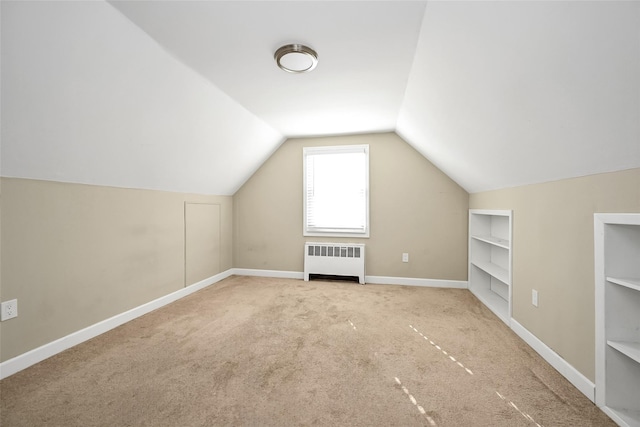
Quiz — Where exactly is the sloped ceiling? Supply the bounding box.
[108,1,427,138]
[2,1,639,195]
[1,1,284,196]
[398,1,640,193]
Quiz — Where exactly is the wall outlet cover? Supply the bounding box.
[1,299,18,321]
[402,253,409,263]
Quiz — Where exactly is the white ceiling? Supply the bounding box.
[109,0,640,193]
[2,1,639,195]
[109,1,427,138]
[398,0,640,193]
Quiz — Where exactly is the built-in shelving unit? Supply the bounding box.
[468,209,512,325]
[595,214,640,427]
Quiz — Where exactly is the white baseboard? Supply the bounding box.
[232,269,468,289]
[2,267,590,408]
[232,268,304,280]
[0,269,234,380]
[366,275,468,289]
[510,318,595,402]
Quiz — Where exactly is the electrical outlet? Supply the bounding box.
[1,299,18,321]
[532,290,538,307]
[402,253,409,263]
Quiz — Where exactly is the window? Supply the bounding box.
[303,145,369,237]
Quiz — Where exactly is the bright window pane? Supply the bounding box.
[304,145,369,237]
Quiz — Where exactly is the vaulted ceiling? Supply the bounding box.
[2,1,639,195]
[110,1,427,138]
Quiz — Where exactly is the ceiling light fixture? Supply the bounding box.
[274,44,318,74]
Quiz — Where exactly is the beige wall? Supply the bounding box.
[470,168,640,381]
[234,132,469,280]
[185,203,222,285]
[0,178,232,362]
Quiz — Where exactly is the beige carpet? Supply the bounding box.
[0,276,614,426]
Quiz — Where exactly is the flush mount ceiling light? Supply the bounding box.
[274,44,318,74]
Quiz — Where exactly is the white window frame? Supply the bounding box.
[303,144,370,238]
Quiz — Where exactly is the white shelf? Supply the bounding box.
[471,234,510,249]
[471,260,509,285]
[608,341,640,364]
[595,214,640,427]
[469,285,509,324]
[468,210,512,326]
[607,277,640,292]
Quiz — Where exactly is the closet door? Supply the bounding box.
[185,203,221,286]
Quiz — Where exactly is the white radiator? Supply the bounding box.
[304,242,366,284]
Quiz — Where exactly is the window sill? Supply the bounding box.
[304,231,370,239]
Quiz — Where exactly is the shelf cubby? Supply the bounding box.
[468,210,512,326]
[595,214,640,427]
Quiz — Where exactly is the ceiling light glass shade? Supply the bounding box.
[274,44,318,73]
